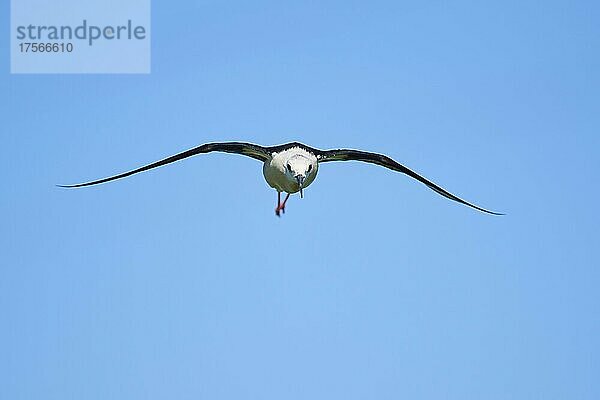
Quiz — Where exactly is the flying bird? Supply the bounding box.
[58,141,502,216]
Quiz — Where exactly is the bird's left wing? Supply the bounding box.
[316,148,503,215]
[58,142,271,188]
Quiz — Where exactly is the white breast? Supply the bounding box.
[262,153,295,192]
[262,147,318,193]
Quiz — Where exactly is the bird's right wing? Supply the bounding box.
[58,142,271,188]
[317,148,503,215]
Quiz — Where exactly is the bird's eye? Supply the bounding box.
[307,164,313,172]
[286,164,293,172]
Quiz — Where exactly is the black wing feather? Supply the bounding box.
[317,148,503,215]
[58,142,270,188]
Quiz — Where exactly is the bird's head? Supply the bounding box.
[285,154,318,198]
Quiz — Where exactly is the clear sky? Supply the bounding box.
[2,1,599,399]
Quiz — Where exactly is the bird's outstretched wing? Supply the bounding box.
[316,148,503,215]
[58,142,271,188]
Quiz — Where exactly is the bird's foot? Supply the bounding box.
[275,192,290,217]
[275,205,286,217]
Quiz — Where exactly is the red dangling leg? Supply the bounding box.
[275,192,291,217]
[275,192,282,216]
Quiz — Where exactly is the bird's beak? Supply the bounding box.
[296,175,305,198]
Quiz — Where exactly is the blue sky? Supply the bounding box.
[2,1,599,399]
